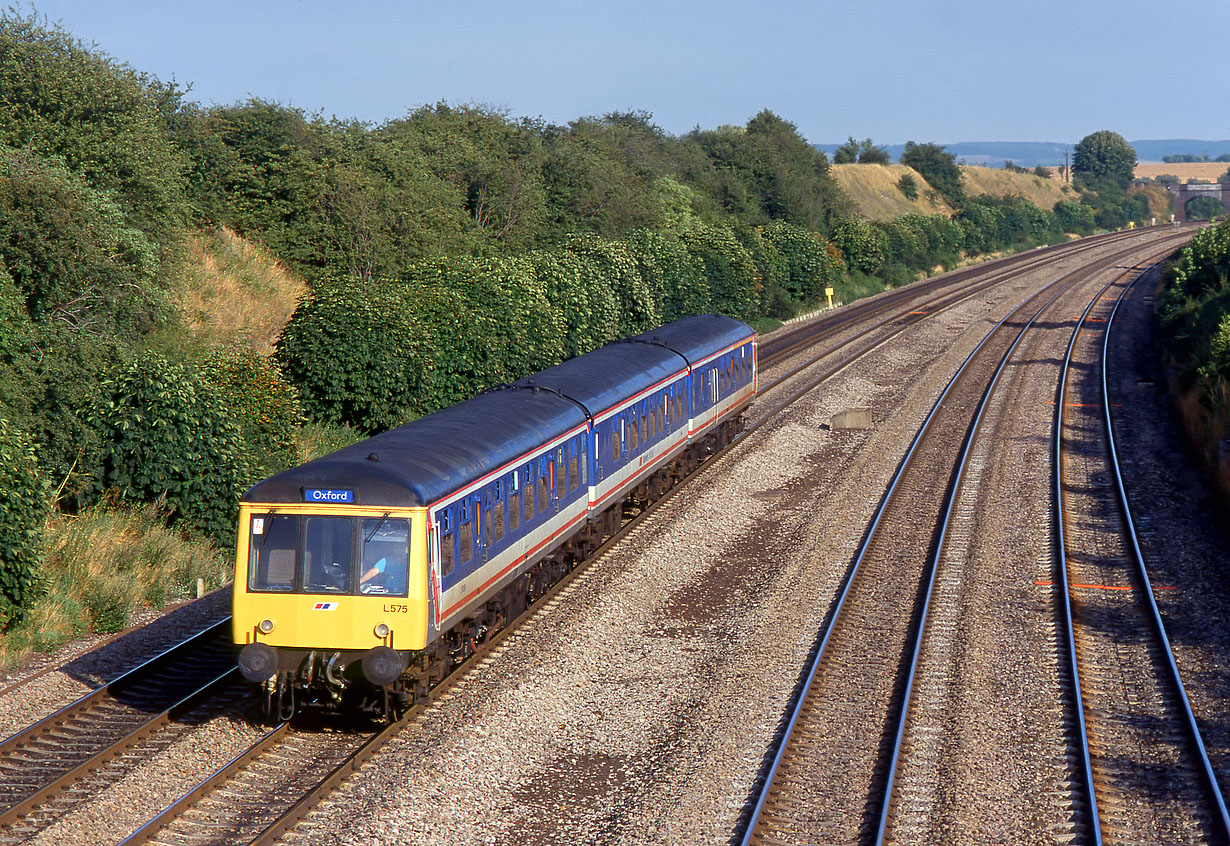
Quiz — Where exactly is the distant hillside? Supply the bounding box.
[819,139,1230,168]
[1132,139,1230,162]
[829,164,953,221]
[833,163,1075,221]
[961,165,1076,208]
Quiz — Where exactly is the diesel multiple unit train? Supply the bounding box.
[233,314,757,719]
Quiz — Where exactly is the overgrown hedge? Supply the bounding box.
[1157,220,1230,491]
[279,220,840,430]
[1159,221,1230,386]
[0,418,46,631]
[92,353,256,543]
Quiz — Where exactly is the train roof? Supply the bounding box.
[631,313,755,365]
[511,342,685,418]
[241,314,754,510]
[242,389,587,508]
[513,314,754,417]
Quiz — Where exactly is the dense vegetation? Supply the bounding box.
[1158,219,1230,494]
[0,11,1162,643]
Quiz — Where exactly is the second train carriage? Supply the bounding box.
[233,314,756,718]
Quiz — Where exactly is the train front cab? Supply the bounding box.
[232,500,430,717]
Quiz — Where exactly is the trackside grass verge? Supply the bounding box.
[0,503,231,670]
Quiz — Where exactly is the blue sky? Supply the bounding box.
[22,0,1230,145]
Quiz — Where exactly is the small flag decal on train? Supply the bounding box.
[313,602,338,611]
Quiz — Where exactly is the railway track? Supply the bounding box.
[104,231,1152,846]
[0,620,239,844]
[0,227,1194,845]
[738,234,1194,845]
[1053,263,1230,843]
[756,225,1164,376]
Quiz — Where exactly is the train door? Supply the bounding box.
[479,488,490,564]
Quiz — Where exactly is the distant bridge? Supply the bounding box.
[1167,181,1230,222]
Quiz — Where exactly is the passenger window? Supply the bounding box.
[537,475,549,511]
[568,456,578,491]
[360,517,409,596]
[441,532,454,576]
[492,501,504,542]
[524,483,535,522]
[510,491,521,529]
[458,523,473,562]
[304,516,352,593]
[250,514,296,592]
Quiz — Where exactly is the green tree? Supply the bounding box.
[833,137,860,164]
[1185,195,1225,221]
[857,139,890,165]
[1072,130,1137,192]
[900,142,964,205]
[685,110,848,232]
[0,147,161,335]
[0,10,189,239]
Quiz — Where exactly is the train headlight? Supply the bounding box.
[374,622,390,638]
[258,618,275,634]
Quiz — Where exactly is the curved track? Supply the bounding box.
[0,620,238,844]
[0,226,1199,846]
[739,233,1195,845]
[1053,262,1230,844]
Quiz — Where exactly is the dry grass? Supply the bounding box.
[172,226,307,356]
[0,504,231,667]
[1136,162,1230,183]
[961,165,1076,208]
[834,163,1081,221]
[830,164,954,221]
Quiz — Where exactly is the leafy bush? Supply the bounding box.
[0,146,161,335]
[761,221,842,302]
[1053,200,1096,236]
[0,418,47,631]
[199,346,305,478]
[897,174,919,200]
[563,233,659,337]
[832,219,888,275]
[680,222,761,320]
[625,229,708,323]
[0,11,189,239]
[92,352,253,543]
[276,278,433,430]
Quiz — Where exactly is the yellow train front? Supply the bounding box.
[234,495,431,720]
[233,314,758,721]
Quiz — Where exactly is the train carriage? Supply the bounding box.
[233,314,756,719]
